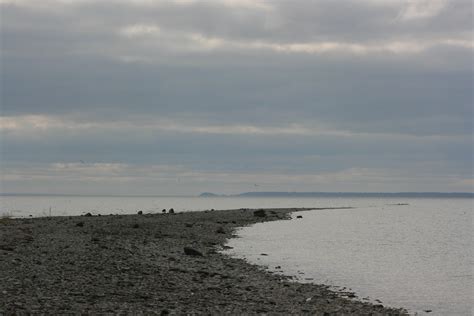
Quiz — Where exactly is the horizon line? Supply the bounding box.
[1,191,473,197]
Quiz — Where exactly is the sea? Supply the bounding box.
[1,195,472,315]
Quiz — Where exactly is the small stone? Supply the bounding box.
[0,245,14,251]
[76,222,84,227]
[184,247,203,256]
[215,227,225,234]
[424,310,432,313]
[169,208,175,214]
[253,209,266,217]
[84,212,92,217]
[133,223,139,229]
[162,209,167,213]
[137,211,143,215]
[296,215,303,218]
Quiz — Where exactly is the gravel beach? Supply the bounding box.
[0,208,408,315]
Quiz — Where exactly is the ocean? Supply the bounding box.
[224,197,473,315]
[0,194,398,218]
[1,195,472,315]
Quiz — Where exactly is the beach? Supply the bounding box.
[0,208,408,315]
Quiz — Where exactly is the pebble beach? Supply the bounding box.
[0,208,408,315]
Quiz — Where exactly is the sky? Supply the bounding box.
[0,0,472,195]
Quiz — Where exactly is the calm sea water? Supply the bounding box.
[1,195,472,314]
[2,195,382,218]
[225,198,473,315]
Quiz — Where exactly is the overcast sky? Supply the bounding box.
[1,0,472,195]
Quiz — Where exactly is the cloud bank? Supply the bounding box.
[1,0,472,194]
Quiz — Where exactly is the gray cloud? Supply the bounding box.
[0,0,472,193]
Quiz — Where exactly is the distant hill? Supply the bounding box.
[199,192,473,198]
[199,192,221,197]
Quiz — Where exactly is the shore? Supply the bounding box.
[1,208,408,315]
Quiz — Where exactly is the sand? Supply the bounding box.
[0,208,408,315]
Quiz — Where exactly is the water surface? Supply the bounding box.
[225,198,473,315]
[2,195,376,217]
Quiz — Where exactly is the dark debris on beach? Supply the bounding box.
[0,208,408,315]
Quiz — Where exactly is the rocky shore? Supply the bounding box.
[0,208,408,315]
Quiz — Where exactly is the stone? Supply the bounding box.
[0,245,14,251]
[183,247,203,256]
[253,209,266,217]
[215,227,225,234]
[84,212,92,217]
[296,215,303,218]
[76,222,84,227]
[137,211,143,215]
[133,223,139,229]
[169,208,175,214]
[162,209,167,213]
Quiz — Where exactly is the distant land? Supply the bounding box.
[200,192,474,198]
[1,192,472,198]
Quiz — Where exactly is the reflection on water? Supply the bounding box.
[225,198,473,315]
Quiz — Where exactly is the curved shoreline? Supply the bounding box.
[0,208,408,314]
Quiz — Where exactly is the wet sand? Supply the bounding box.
[0,208,408,315]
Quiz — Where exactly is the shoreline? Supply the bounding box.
[1,208,408,314]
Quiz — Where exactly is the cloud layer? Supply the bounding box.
[1,0,472,194]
